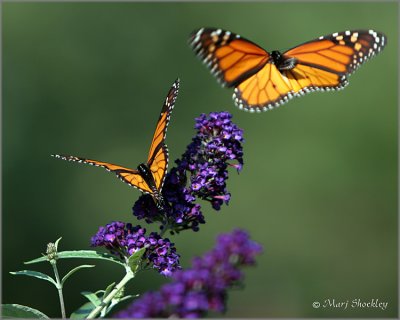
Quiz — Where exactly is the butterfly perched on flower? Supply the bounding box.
[52,79,180,210]
[189,28,387,112]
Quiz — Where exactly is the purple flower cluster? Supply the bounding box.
[91,221,181,276]
[115,229,262,318]
[178,112,244,210]
[133,112,244,232]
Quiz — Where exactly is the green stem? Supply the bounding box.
[86,268,135,319]
[160,217,174,237]
[51,262,66,318]
[159,225,168,237]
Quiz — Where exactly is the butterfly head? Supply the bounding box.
[271,50,282,62]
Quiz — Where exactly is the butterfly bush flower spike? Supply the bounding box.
[91,221,181,276]
[115,229,262,318]
[132,111,244,233]
[179,112,244,208]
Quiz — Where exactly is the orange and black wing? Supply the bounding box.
[233,61,349,112]
[147,144,169,191]
[233,62,298,112]
[189,28,270,87]
[51,154,153,194]
[284,29,386,76]
[146,79,180,190]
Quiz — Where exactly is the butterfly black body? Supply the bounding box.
[271,51,298,71]
[137,163,154,186]
[137,163,166,210]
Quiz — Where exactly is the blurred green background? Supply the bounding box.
[3,2,398,318]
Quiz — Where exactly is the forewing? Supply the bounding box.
[146,79,179,164]
[284,30,387,75]
[52,154,152,193]
[189,28,270,87]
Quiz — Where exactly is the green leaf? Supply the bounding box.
[70,301,96,319]
[81,291,101,307]
[1,304,50,318]
[102,282,116,299]
[54,237,62,250]
[25,250,124,266]
[96,281,116,316]
[111,294,137,305]
[61,265,95,285]
[117,294,137,302]
[95,290,106,296]
[10,270,57,286]
[105,294,138,315]
[127,247,147,272]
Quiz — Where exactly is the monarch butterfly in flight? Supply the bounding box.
[52,79,180,211]
[189,28,387,112]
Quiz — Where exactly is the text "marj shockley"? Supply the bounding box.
[323,299,388,310]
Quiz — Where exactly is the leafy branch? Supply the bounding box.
[2,238,144,319]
